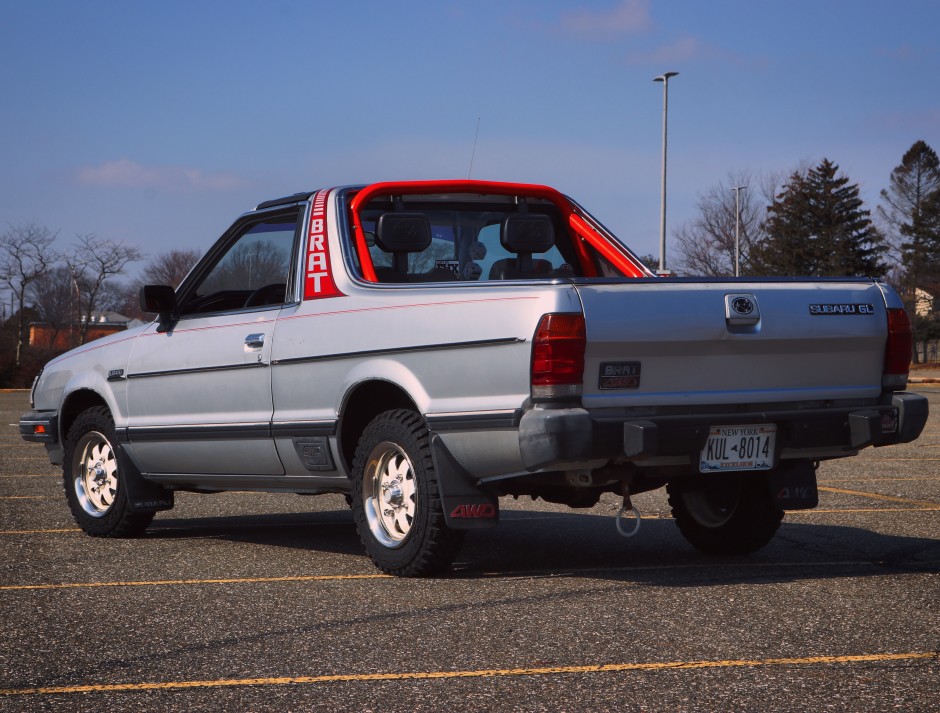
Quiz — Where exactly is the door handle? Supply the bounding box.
[245,333,265,349]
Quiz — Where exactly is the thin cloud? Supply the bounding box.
[76,158,246,191]
[875,43,936,61]
[626,35,758,68]
[633,36,704,64]
[869,108,940,133]
[558,0,652,38]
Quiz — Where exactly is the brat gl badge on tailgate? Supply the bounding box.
[599,362,641,389]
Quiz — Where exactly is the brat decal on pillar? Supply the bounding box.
[304,189,344,300]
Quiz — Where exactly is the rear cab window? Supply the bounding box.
[348,194,584,283]
[341,182,651,285]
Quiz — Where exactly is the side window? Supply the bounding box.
[474,223,510,278]
[365,213,458,281]
[365,224,392,270]
[179,213,299,315]
[475,222,569,280]
[414,224,457,274]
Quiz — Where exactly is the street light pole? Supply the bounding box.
[654,72,678,275]
[731,185,746,277]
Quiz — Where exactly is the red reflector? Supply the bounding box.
[33,425,46,434]
[884,308,912,376]
[532,313,586,387]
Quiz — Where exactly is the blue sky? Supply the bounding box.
[2,0,938,270]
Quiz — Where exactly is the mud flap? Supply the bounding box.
[430,435,499,529]
[119,447,174,513]
[767,461,818,510]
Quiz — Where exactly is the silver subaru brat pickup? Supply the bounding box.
[20,180,929,576]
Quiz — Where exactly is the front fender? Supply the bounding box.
[46,345,137,442]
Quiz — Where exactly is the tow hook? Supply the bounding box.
[615,486,642,538]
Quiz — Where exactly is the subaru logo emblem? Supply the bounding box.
[731,297,754,316]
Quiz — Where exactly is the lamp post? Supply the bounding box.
[653,71,678,275]
[731,185,746,277]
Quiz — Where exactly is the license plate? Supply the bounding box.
[700,424,776,473]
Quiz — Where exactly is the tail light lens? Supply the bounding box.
[883,307,912,390]
[531,313,585,400]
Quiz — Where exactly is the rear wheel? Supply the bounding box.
[63,406,153,537]
[667,472,783,555]
[351,409,463,576]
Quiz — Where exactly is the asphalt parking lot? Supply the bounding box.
[1,387,938,712]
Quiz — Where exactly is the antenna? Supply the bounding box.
[468,117,481,178]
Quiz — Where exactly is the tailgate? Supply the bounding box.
[575,279,888,408]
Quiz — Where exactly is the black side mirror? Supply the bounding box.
[139,285,178,331]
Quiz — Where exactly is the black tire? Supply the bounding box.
[63,406,154,537]
[667,472,783,555]
[350,409,463,576]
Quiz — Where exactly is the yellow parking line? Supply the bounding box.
[859,458,940,462]
[5,557,937,593]
[818,486,939,508]
[0,495,52,500]
[0,517,355,535]
[0,474,60,478]
[0,573,390,592]
[790,507,940,514]
[0,528,79,535]
[820,477,940,482]
[1,651,935,696]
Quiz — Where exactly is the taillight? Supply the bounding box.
[531,313,585,400]
[883,307,912,390]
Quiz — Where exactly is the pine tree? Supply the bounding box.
[879,140,940,360]
[750,170,817,275]
[752,159,887,278]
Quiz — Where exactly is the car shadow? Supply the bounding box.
[145,507,940,584]
[150,509,366,557]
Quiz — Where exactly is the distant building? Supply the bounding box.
[914,288,934,318]
[29,311,134,350]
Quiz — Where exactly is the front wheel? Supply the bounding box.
[667,472,783,555]
[63,406,153,537]
[351,410,463,576]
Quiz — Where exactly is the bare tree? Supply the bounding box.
[877,141,940,361]
[674,171,782,277]
[96,280,134,315]
[69,234,144,344]
[878,140,940,264]
[110,249,203,321]
[27,266,77,349]
[675,169,801,276]
[0,223,59,365]
[199,239,287,295]
[140,248,201,287]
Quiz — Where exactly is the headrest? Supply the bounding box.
[501,214,555,253]
[375,214,432,253]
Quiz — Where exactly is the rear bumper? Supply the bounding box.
[519,393,929,471]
